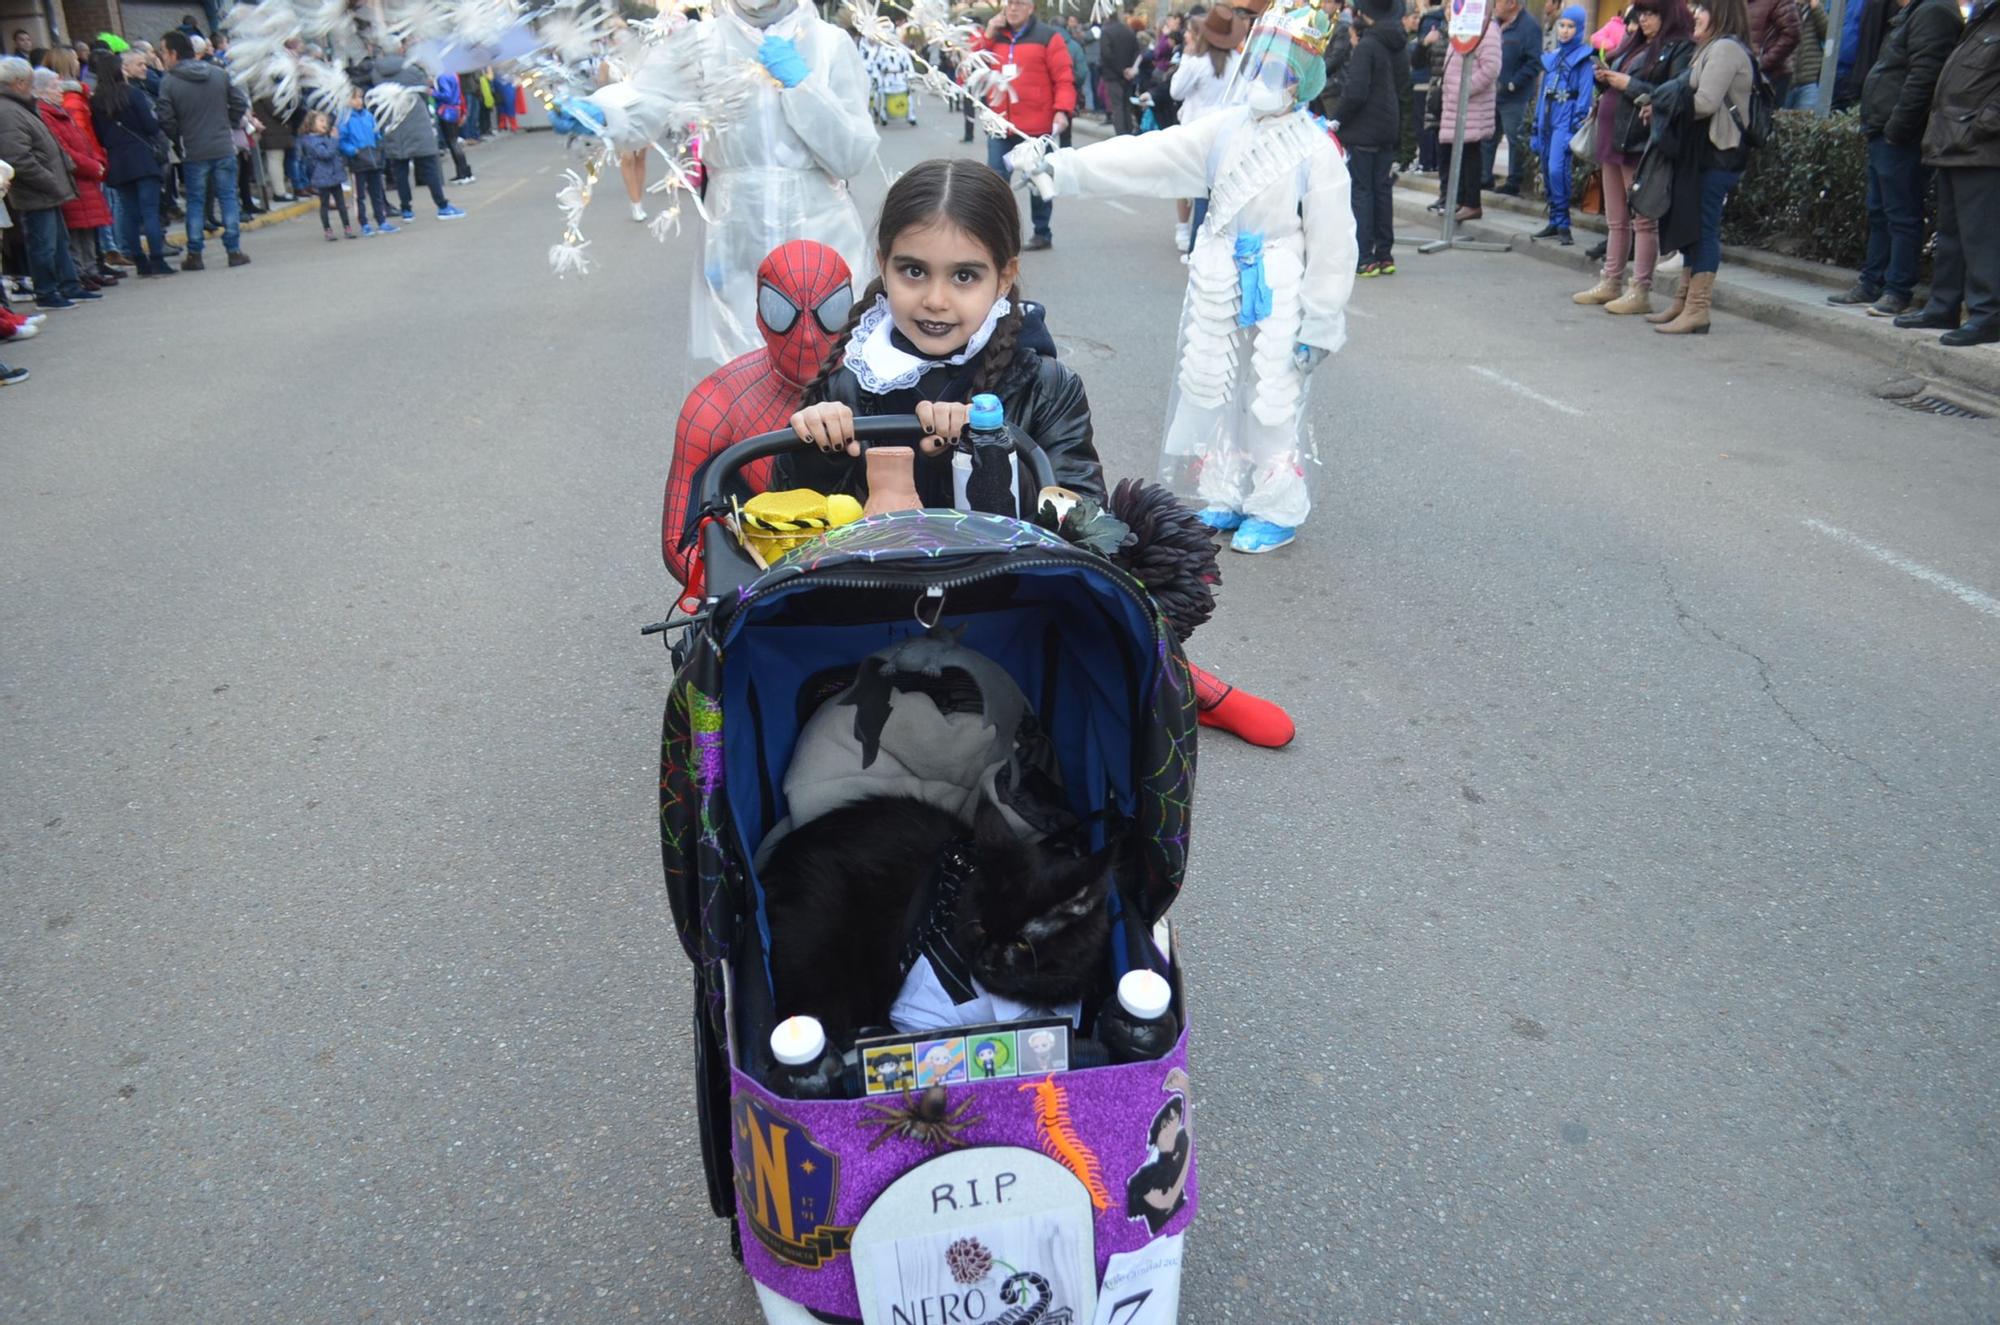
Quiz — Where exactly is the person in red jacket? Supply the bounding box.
[32,68,118,291]
[977,0,1076,250]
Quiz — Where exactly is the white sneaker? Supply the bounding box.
[630,202,647,222]
[1174,220,1190,251]
[6,322,39,340]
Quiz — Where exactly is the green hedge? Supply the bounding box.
[1722,109,1874,269]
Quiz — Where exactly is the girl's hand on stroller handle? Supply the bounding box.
[914,400,968,455]
[791,402,860,456]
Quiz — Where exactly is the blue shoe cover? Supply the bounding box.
[1230,519,1296,554]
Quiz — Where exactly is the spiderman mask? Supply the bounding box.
[755,240,856,386]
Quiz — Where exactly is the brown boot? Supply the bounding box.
[1604,278,1654,316]
[1654,271,1715,335]
[1645,277,1686,324]
[1572,274,1622,305]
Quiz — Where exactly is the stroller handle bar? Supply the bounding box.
[695,416,1058,508]
[694,416,1059,603]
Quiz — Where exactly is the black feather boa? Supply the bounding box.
[1043,479,1219,643]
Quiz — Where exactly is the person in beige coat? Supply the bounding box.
[1651,0,1755,334]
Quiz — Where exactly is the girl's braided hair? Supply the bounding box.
[803,157,1026,407]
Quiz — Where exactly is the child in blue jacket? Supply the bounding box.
[338,91,397,235]
[1530,5,1595,245]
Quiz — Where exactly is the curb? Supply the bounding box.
[1390,189,2000,411]
[1393,177,1850,292]
[241,198,318,233]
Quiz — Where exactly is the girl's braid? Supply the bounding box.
[802,276,884,406]
[971,287,1026,398]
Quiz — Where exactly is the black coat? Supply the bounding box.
[1922,0,2000,169]
[1333,20,1410,147]
[1100,20,1139,80]
[774,304,1104,509]
[1633,76,1705,257]
[1861,0,1964,145]
[1322,16,1356,108]
[1614,37,1695,155]
[97,84,165,186]
[1497,10,1543,100]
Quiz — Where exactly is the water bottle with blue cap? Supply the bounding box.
[956,393,1019,516]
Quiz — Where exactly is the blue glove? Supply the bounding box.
[548,97,605,136]
[758,34,810,88]
[1294,343,1329,372]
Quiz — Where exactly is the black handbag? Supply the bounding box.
[1628,146,1672,218]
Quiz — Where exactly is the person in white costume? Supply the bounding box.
[555,0,879,365]
[867,33,917,125]
[1010,0,1356,555]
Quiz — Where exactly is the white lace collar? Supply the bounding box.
[842,294,1012,395]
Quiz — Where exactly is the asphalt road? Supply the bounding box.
[4,116,1998,1324]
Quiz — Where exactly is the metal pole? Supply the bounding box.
[1441,66,1471,243]
[1816,0,1847,118]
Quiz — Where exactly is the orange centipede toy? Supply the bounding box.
[1020,1075,1111,1211]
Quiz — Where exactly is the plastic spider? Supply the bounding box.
[860,1084,984,1151]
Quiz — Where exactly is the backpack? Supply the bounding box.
[1726,37,1775,149]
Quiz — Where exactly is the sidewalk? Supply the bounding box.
[1389,175,2000,409]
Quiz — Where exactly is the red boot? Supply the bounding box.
[1189,663,1295,748]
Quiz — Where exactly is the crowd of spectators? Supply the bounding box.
[1388,0,1996,344]
[0,17,526,385]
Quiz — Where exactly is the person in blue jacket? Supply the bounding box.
[432,68,473,182]
[1529,4,1593,244]
[337,87,396,235]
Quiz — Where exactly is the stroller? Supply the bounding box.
[657,418,1202,1324]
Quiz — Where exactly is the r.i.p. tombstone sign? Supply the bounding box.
[850,1146,1097,1325]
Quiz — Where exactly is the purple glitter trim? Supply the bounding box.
[729,1029,1197,1317]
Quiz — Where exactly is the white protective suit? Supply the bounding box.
[586,0,879,364]
[1035,104,1355,527]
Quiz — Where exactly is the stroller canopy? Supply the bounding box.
[659,510,1199,999]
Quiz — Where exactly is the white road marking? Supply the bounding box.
[1346,305,1374,319]
[1801,518,2000,620]
[1468,365,1585,417]
[471,179,527,210]
[1102,200,1137,215]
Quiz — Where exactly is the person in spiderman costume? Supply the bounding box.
[662,240,1295,748]
[661,239,857,596]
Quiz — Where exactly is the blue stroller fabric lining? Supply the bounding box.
[720,566,1161,1009]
